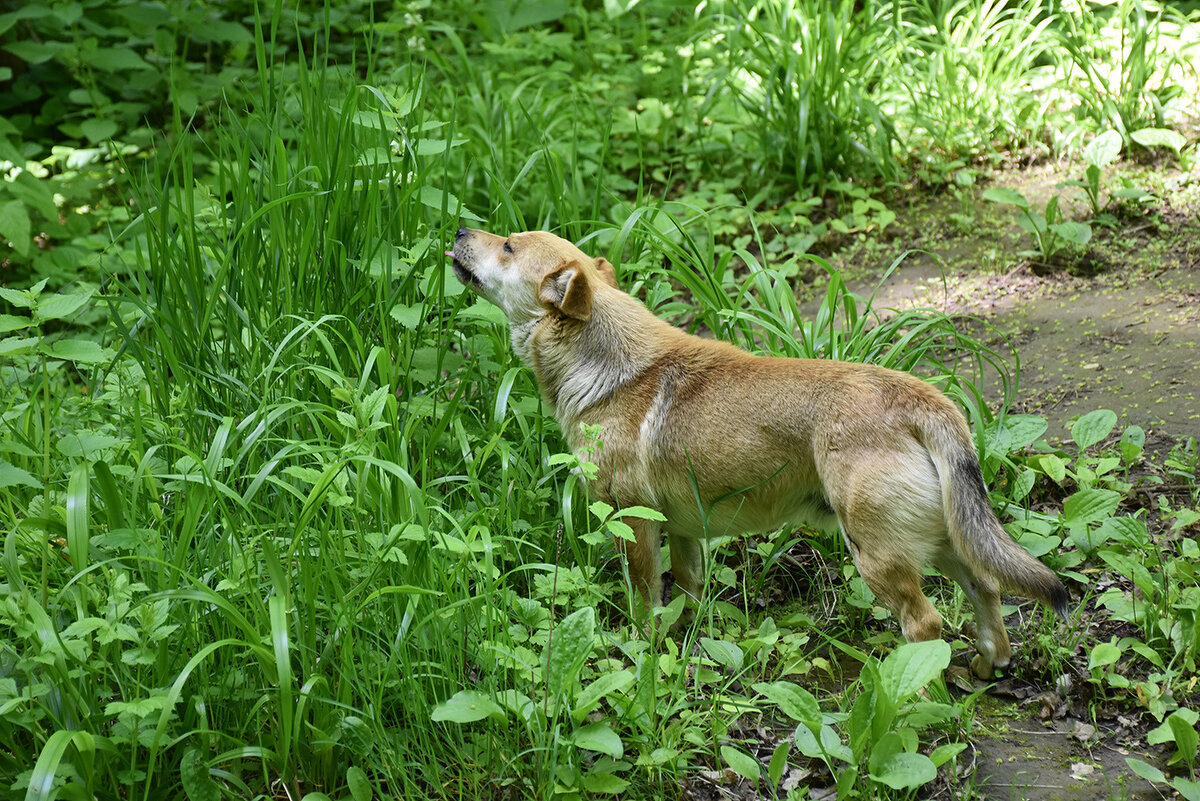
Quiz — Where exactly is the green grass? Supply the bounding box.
[1,2,1199,799]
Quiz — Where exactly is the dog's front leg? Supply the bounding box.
[667,533,704,602]
[615,516,664,610]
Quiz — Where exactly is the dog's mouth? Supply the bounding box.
[446,250,483,289]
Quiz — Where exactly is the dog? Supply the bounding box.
[447,227,1068,677]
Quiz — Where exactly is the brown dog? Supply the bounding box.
[447,227,1067,677]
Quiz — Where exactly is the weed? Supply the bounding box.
[984,186,1093,265]
[710,0,900,191]
[1058,0,1189,138]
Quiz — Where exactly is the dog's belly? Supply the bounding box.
[660,482,838,539]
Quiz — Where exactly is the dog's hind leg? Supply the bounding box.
[826,454,945,646]
[934,551,1010,678]
[850,544,944,645]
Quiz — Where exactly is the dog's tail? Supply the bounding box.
[920,410,1069,619]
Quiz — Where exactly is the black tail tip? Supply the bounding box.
[1050,581,1070,620]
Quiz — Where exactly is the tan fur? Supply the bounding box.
[449,228,1068,677]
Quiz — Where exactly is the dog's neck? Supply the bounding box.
[519,288,666,424]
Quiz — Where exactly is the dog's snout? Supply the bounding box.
[455,227,469,241]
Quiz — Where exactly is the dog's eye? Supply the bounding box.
[503,240,513,254]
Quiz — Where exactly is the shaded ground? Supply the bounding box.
[973,716,1159,801]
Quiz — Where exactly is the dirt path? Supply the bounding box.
[840,160,1200,445]
[865,253,1200,443]
[973,718,1159,801]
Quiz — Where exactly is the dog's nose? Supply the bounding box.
[455,227,468,240]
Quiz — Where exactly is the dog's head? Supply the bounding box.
[446,228,618,324]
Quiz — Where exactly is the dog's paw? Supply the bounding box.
[970,653,1005,680]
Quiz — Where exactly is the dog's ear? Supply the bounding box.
[594,256,619,289]
[539,260,593,320]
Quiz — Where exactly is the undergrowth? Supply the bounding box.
[1,1,1198,799]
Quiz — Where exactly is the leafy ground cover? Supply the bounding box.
[1,1,1199,800]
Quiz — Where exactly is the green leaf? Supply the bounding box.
[1148,708,1199,744]
[870,752,937,790]
[879,640,950,701]
[611,505,667,522]
[588,500,615,519]
[196,19,252,44]
[867,730,905,775]
[1072,409,1117,451]
[581,772,630,794]
[753,681,822,726]
[0,283,38,307]
[90,47,152,71]
[1038,454,1067,484]
[720,745,761,782]
[346,766,372,801]
[1062,488,1121,528]
[414,138,466,156]
[180,748,220,801]
[574,669,635,717]
[41,338,114,364]
[794,723,853,763]
[982,187,1029,208]
[1175,778,1200,801]
[930,742,967,767]
[1119,425,1145,463]
[457,301,508,326]
[0,335,37,357]
[389,303,423,329]
[1130,128,1186,153]
[7,171,59,221]
[0,458,42,489]
[34,289,93,322]
[1125,757,1166,784]
[1168,713,1199,767]
[999,415,1048,450]
[431,690,505,723]
[1087,641,1121,670]
[573,721,624,758]
[0,314,30,333]
[4,39,62,64]
[700,637,744,671]
[418,186,483,222]
[0,199,31,257]
[545,606,595,699]
[1051,221,1091,247]
[66,463,90,574]
[1011,467,1036,502]
[80,118,119,143]
[27,730,97,801]
[1084,130,1123,168]
[768,740,790,787]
